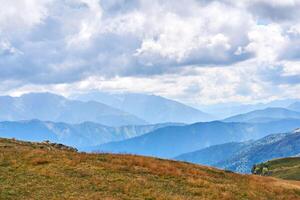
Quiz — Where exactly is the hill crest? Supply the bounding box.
[1,137,300,200]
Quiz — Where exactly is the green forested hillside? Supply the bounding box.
[252,157,300,181]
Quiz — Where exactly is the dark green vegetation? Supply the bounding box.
[1,138,300,200]
[252,157,300,181]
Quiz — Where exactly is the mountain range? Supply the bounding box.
[197,99,299,119]
[175,128,300,173]
[1,91,300,175]
[73,92,214,123]
[288,102,300,112]
[94,119,300,158]
[0,119,180,148]
[223,107,300,123]
[0,93,147,126]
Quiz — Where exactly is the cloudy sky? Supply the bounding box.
[1,0,300,105]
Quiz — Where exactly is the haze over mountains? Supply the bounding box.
[289,102,300,112]
[197,99,299,119]
[0,119,181,148]
[95,119,300,158]
[0,92,214,125]
[1,91,300,174]
[3,1,300,198]
[223,107,300,123]
[0,93,146,126]
[74,92,213,124]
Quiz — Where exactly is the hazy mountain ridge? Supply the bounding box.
[94,119,300,158]
[0,93,146,126]
[174,142,249,166]
[197,99,299,119]
[288,102,300,112]
[0,120,179,148]
[223,107,300,123]
[74,92,214,123]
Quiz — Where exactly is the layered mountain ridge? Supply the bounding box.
[176,128,300,173]
[0,93,146,126]
[0,119,181,148]
[74,92,214,123]
[94,119,300,158]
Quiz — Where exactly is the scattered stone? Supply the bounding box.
[41,140,78,152]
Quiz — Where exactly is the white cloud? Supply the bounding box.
[0,0,300,105]
[245,23,288,62]
[5,63,300,105]
[134,1,253,66]
[66,0,103,47]
[0,0,50,35]
[282,61,300,76]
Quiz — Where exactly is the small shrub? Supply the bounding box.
[224,169,234,173]
[262,167,269,175]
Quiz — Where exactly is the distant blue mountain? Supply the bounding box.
[175,142,249,166]
[73,92,214,123]
[288,102,300,112]
[175,128,300,173]
[223,107,300,123]
[0,120,179,148]
[0,93,146,126]
[197,99,299,119]
[93,119,300,158]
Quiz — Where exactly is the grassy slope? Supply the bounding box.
[1,138,300,200]
[253,157,300,181]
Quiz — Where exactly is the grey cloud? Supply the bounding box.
[100,0,139,16]
[0,0,251,84]
[280,34,300,61]
[247,1,300,22]
[258,65,300,85]
[198,0,300,22]
[0,0,299,88]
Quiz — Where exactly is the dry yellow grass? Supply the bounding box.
[1,138,300,200]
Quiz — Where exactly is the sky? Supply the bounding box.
[0,0,300,105]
